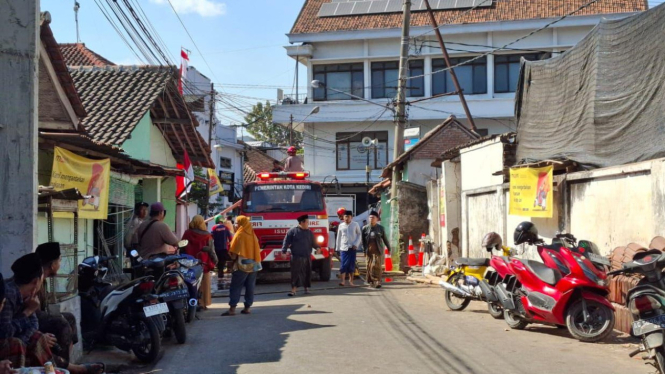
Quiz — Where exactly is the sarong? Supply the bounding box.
[0,337,26,368]
[290,257,312,288]
[366,245,383,285]
[339,250,356,274]
[26,332,65,368]
[37,310,78,361]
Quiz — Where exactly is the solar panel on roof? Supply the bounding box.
[317,0,493,18]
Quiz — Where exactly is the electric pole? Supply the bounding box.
[289,114,294,145]
[389,0,411,261]
[205,82,215,217]
[423,0,477,131]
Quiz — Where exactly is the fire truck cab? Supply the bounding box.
[240,171,332,281]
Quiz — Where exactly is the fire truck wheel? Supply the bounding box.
[318,256,332,281]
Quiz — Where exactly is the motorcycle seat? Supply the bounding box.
[520,259,562,286]
[456,257,490,267]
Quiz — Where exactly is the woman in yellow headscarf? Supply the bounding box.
[221,216,262,316]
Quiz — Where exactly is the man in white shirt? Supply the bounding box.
[335,210,361,286]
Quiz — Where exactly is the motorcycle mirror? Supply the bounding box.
[178,240,189,248]
[130,250,139,258]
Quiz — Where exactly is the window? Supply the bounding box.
[494,54,546,93]
[432,57,487,95]
[219,157,232,169]
[313,63,364,101]
[242,184,324,213]
[371,60,424,99]
[336,131,389,170]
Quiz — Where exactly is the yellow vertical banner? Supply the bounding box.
[50,147,111,219]
[208,168,223,196]
[509,166,553,218]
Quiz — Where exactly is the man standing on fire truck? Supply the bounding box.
[282,214,320,296]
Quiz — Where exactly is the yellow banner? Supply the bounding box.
[509,166,553,218]
[208,168,223,197]
[50,147,111,219]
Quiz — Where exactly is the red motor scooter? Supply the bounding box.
[494,222,615,343]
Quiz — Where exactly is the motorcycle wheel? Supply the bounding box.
[656,347,665,374]
[131,318,161,363]
[172,309,187,344]
[565,299,615,343]
[488,302,504,319]
[318,256,332,282]
[444,273,471,311]
[504,309,529,330]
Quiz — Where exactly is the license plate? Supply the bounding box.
[144,302,168,317]
[159,288,189,302]
[587,253,610,266]
[633,315,665,335]
[270,262,290,269]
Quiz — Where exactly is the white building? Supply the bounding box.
[273,0,644,211]
[185,66,244,211]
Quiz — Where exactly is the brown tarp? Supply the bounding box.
[515,5,665,169]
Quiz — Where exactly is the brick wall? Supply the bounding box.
[412,125,477,160]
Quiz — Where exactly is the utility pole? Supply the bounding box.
[205,83,214,217]
[289,114,293,145]
[423,0,477,131]
[74,1,81,43]
[0,2,40,274]
[389,0,411,262]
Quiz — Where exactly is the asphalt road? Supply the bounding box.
[111,278,649,374]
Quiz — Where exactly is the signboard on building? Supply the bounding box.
[50,146,111,219]
[509,166,553,218]
[208,168,223,196]
[404,127,421,151]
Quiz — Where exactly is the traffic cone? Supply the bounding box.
[407,236,417,267]
[417,233,426,267]
[384,247,393,272]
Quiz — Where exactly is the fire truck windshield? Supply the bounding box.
[243,183,324,213]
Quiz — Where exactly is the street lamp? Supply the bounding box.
[311,80,394,111]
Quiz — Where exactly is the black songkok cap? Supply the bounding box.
[36,242,61,265]
[343,210,353,216]
[369,211,380,218]
[11,253,43,285]
[297,214,309,223]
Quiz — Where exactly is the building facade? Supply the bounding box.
[273,0,646,213]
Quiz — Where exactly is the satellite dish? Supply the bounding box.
[361,137,373,147]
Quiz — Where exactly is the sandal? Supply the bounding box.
[288,292,296,297]
[221,310,236,316]
[338,283,345,287]
[241,309,251,314]
[82,362,105,374]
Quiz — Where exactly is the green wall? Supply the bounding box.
[121,111,151,162]
[142,178,176,229]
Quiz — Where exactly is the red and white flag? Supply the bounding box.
[179,48,189,95]
[176,150,195,199]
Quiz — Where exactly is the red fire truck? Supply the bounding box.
[239,171,332,281]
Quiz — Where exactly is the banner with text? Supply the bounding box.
[50,147,111,219]
[509,166,553,218]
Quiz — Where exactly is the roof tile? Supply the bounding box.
[59,43,115,67]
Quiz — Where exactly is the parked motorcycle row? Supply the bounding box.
[441,222,665,373]
[77,240,204,363]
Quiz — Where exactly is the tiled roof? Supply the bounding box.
[59,43,115,67]
[40,18,86,119]
[381,115,479,177]
[291,0,647,34]
[240,142,280,183]
[69,65,173,146]
[68,65,213,167]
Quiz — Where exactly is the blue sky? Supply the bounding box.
[43,0,663,126]
[42,0,308,126]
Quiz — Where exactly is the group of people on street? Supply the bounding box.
[0,244,104,374]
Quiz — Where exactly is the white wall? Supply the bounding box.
[406,159,437,187]
[460,138,505,191]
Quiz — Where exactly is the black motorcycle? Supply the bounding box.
[78,255,166,363]
[609,249,665,373]
[130,242,191,344]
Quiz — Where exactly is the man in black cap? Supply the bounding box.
[0,274,23,372]
[35,242,78,362]
[281,214,320,296]
[362,211,391,288]
[0,254,44,346]
[124,202,149,253]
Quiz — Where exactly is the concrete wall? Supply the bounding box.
[440,161,462,262]
[405,159,437,187]
[122,111,151,162]
[142,178,176,229]
[451,156,665,261]
[397,182,428,268]
[460,138,505,191]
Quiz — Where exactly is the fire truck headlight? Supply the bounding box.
[316,235,325,244]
